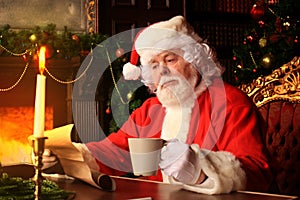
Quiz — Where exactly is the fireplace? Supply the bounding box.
[0,56,80,164]
[0,106,53,164]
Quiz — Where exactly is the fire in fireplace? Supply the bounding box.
[0,106,53,165]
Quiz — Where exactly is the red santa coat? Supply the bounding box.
[86,78,272,193]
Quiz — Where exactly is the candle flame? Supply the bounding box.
[38,46,46,75]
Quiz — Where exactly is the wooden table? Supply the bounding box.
[54,176,299,200]
[1,165,298,200]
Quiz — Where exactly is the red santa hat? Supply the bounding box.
[122,36,142,81]
[122,54,140,81]
[122,15,202,82]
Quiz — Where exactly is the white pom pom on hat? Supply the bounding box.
[122,33,142,80]
[122,38,142,80]
[123,62,141,80]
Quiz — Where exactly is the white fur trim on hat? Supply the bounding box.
[134,16,201,66]
[122,62,141,80]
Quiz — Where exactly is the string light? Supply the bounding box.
[249,51,259,69]
[237,64,243,69]
[268,7,283,20]
[105,49,129,105]
[45,49,93,84]
[0,45,91,92]
[0,62,29,92]
[0,44,29,56]
[1,43,129,116]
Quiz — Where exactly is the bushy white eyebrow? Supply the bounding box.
[150,52,178,63]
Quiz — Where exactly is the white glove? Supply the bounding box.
[159,139,199,184]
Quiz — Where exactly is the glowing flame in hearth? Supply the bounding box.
[0,138,32,164]
[0,106,53,165]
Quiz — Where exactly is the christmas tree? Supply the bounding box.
[233,0,300,85]
[101,50,153,134]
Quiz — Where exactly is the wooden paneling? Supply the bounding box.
[98,0,184,36]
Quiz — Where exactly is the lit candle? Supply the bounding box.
[33,46,46,137]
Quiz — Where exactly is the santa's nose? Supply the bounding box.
[160,66,170,76]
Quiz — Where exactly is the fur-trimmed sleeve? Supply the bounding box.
[169,144,246,195]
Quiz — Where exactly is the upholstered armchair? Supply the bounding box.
[239,57,300,196]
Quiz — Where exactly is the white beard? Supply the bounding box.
[156,75,196,108]
[161,106,194,142]
[157,75,197,142]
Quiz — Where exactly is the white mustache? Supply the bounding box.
[158,77,179,87]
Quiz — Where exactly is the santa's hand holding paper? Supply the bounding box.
[41,149,58,170]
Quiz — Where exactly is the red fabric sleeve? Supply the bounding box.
[209,82,273,192]
[86,97,164,178]
[188,80,273,192]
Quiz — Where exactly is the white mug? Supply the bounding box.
[128,138,164,176]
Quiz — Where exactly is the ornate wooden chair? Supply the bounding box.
[239,57,300,196]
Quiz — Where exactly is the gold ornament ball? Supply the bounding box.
[29,34,37,42]
[259,37,267,48]
[122,57,127,63]
[261,53,274,69]
[127,92,133,100]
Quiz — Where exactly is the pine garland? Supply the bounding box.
[0,24,109,59]
[0,173,75,200]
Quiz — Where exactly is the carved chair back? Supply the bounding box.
[239,57,300,196]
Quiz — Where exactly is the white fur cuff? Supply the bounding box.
[122,62,141,80]
[182,145,246,195]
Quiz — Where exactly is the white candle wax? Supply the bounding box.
[33,74,46,137]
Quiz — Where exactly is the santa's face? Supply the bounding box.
[148,50,199,106]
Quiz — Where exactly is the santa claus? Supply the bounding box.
[44,16,273,194]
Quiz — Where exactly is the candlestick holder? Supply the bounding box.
[30,136,48,200]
